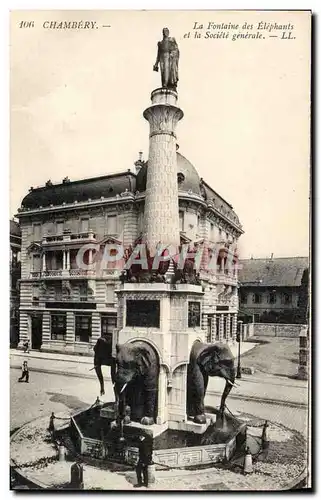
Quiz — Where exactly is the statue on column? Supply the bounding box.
[153,28,179,90]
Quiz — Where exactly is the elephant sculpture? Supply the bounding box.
[94,336,115,397]
[93,338,159,426]
[186,341,235,424]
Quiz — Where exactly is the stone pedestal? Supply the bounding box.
[115,283,205,425]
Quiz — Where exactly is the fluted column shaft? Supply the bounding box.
[143,88,183,254]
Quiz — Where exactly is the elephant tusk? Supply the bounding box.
[120,383,127,394]
[227,379,236,387]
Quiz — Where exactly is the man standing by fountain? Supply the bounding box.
[134,434,153,488]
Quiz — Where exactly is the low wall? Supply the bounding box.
[244,323,307,338]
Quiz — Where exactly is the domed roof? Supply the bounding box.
[136,152,201,195]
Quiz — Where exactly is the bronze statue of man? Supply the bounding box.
[153,28,179,90]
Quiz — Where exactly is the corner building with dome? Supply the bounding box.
[16,147,243,354]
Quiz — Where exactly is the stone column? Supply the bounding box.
[218,314,224,342]
[143,88,183,255]
[232,313,237,343]
[226,313,231,341]
[66,250,71,270]
[42,253,46,272]
[63,251,66,270]
[156,365,168,424]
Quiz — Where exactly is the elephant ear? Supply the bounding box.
[198,345,220,372]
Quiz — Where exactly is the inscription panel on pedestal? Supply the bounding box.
[126,299,160,327]
[188,301,201,327]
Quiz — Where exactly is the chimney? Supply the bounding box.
[270,253,274,260]
[134,151,144,174]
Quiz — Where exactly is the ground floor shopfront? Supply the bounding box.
[18,309,238,355]
[18,309,117,354]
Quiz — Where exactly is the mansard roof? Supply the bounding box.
[21,171,136,209]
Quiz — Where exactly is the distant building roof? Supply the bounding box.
[238,257,309,287]
[10,219,21,238]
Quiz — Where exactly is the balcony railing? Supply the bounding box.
[69,269,96,277]
[42,231,96,245]
[43,270,63,277]
[29,268,97,279]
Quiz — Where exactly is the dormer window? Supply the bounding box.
[177,173,185,185]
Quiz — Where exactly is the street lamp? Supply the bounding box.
[236,320,243,379]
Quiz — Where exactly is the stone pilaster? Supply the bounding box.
[91,312,101,345]
[66,312,75,343]
[143,88,183,254]
[42,311,51,343]
[18,311,30,346]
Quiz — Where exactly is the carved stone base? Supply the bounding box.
[168,413,216,434]
[123,420,169,438]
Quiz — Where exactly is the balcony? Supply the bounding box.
[42,231,96,246]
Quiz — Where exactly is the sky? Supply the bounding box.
[10,10,310,259]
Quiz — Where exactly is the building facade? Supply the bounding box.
[16,151,243,354]
[238,256,309,324]
[10,219,21,347]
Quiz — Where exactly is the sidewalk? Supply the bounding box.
[10,341,257,366]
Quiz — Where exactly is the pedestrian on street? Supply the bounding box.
[18,361,29,383]
[134,434,153,488]
[48,412,55,440]
[23,340,30,353]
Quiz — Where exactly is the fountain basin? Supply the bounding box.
[69,403,246,468]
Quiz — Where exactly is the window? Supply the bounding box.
[240,293,247,304]
[107,215,117,234]
[56,221,64,234]
[75,314,92,342]
[179,211,184,231]
[252,293,262,304]
[32,254,41,271]
[32,285,40,305]
[33,223,41,241]
[269,292,277,304]
[282,293,292,305]
[80,218,89,233]
[218,228,222,241]
[106,283,115,303]
[51,314,66,340]
[210,223,214,240]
